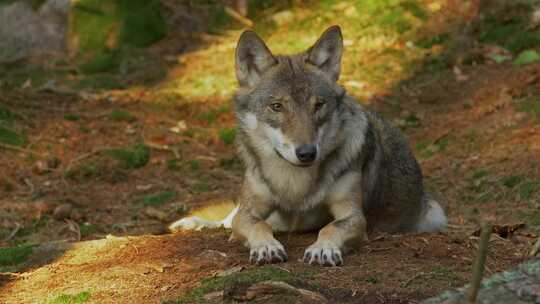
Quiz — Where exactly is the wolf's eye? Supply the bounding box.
[269,103,283,112]
[314,101,326,112]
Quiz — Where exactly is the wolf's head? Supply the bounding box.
[234,26,345,167]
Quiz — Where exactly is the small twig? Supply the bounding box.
[224,6,253,27]
[145,142,180,158]
[23,178,35,195]
[3,223,21,242]
[468,221,492,304]
[0,143,44,157]
[64,147,111,173]
[401,272,425,287]
[529,237,540,257]
[0,272,24,277]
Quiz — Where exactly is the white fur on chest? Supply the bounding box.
[261,157,318,205]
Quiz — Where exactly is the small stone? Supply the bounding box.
[70,208,83,221]
[203,291,224,301]
[47,157,61,169]
[463,99,474,109]
[53,203,73,220]
[144,207,168,222]
[216,266,244,277]
[33,160,50,175]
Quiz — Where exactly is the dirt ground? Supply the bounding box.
[1,0,540,303]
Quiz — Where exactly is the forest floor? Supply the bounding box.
[1,0,540,303]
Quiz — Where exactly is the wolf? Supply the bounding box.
[170,25,447,266]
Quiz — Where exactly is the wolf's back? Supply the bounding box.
[361,108,446,232]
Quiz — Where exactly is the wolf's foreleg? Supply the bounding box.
[303,200,367,266]
[232,196,287,264]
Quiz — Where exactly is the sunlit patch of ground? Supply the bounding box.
[155,0,462,100]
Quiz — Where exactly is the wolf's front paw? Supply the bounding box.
[249,240,288,265]
[303,243,343,266]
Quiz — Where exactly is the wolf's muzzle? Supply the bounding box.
[295,144,317,164]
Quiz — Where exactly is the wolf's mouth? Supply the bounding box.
[274,149,313,167]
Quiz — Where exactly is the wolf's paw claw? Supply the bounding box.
[303,244,343,267]
[249,242,287,265]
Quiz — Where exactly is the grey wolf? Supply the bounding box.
[170,25,447,266]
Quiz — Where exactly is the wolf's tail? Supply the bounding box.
[415,193,447,232]
[168,200,239,232]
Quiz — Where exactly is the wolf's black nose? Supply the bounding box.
[296,144,317,163]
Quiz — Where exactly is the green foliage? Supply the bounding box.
[0,126,26,146]
[0,244,35,266]
[75,74,127,90]
[0,104,18,124]
[197,105,229,124]
[109,109,137,122]
[64,114,81,121]
[73,0,165,52]
[73,0,166,78]
[479,3,540,54]
[80,50,121,74]
[501,175,524,188]
[219,156,243,171]
[167,159,201,171]
[49,291,91,304]
[513,50,540,66]
[79,223,99,237]
[218,128,236,145]
[208,4,232,33]
[119,0,166,47]
[515,98,540,121]
[174,266,297,303]
[416,33,449,49]
[0,0,46,9]
[519,210,540,228]
[519,181,539,199]
[103,143,150,169]
[192,182,211,193]
[136,190,176,207]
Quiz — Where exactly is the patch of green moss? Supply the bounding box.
[75,74,126,91]
[0,104,18,124]
[49,291,91,304]
[218,128,236,145]
[218,156,243,171]
[519,181,539,199]
[479,3,540,54]
[103,143,149,169]
[136,190,176,207]
[515,98,540,121]
[64,114,81,121]
[109,109,137,122]
[167,159,201,172]
[80,50,121,74]
[500,175,523,188]
[0,126,26,146]
[0,0,46,9]
[0,244,35,267]
[519,210,540,228]
[174,266,298,304]
[192,182,211,193]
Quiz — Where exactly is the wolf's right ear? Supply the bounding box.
[235,31,277,88]
[307,25,343,82]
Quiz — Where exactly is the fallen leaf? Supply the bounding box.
[513,50,540,66]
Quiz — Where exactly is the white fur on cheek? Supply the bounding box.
[262,125,300,164]
[241,112,258,130]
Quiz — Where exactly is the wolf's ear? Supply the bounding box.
[235,30,277,88]
[307,25,343,82]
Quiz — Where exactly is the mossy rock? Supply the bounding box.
[71,0,166,67]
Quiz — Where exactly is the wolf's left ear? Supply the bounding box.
[307,25,343,82]
[235,30,277,88]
